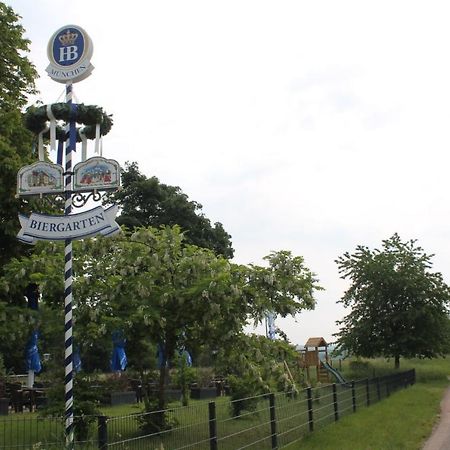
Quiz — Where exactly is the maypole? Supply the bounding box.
[17,25,121,449]
[64,80,75,446]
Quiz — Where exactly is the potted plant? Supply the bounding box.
[0,355,10,415]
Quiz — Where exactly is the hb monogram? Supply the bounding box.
[58,29,79,63]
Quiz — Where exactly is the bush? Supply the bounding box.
[39,374,101,441]
[172,361,197,406]
[136,391,178,435]
[228,374,265,417]
[346,360,372,379]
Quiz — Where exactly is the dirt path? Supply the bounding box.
[422,387,450,450]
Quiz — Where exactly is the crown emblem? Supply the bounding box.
[58,29,78,46]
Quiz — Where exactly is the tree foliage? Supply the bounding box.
[335,233,450,368]
[0,2,38,271]
[245,250,320,325]
[0,2,37,111]
[215,333,302,416]
[108,162,234,258]
[0,3,41,368]
[72,226,242,408]
[1,226,321,408]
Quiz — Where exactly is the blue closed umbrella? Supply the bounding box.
[25,331,42,373]
[156,342,166,369]
[110,331,127,372]
[179,349,192,367]
[73,346,82,373]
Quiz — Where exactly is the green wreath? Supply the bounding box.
[24,103,113,141]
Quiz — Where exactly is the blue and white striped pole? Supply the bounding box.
[64,81,75,449]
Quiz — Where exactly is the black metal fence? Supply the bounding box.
[0,369,415,449]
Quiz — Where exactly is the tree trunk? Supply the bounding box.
[394,355,400,369]
[157,340,175,410]
[158,357,167,410]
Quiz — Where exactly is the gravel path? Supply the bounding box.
[422,387,450,450]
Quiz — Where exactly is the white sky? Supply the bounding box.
[7,0,450,346]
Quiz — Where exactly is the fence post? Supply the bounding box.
[98,415,108,450]
[376,377,381,401]
[209,401,218,450]
[307,387,314,432]
[386,376,390,397]
[269,393,278,450]
[332,384,338,422]
[365,378,370,407]
[351,381,356,413]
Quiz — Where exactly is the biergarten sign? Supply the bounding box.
[17,205,120,244]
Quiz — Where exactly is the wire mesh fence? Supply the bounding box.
[0,369,415,449]
[0,413,100,449]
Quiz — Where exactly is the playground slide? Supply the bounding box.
[321,361,347,384]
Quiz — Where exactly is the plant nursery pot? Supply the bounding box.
[165,389,182,401]
[0,398,9,415]
[148,387,182,402]
[190,387,217,400]
[110,391,136,406]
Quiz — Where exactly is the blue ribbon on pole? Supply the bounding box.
[57,139,64,165]
[25,330,42,373]
[70,104,78,151]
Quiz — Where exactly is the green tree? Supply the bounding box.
[335,233,450,368]
[108,162,234,258]
[0,2,37,111]
[1,226,322,411]
[0,1,38,270]
[73,226,243,410]
[0,2,41,370]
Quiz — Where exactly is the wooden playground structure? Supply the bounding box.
[298,337,331,384]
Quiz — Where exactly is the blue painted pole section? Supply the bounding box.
[64,81,74,450]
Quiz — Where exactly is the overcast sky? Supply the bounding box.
[7,0,450,346]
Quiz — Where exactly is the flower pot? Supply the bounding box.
[0,397,9,415]
[190,387,217,400]
[110,391,136,406]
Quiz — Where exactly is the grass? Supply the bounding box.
[285,356,450,450]
[338,356,450,384]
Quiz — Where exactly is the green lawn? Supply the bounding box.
[285,356,450,450]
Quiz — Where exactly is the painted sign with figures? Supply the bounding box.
[73,157,121,192]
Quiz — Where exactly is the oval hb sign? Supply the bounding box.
[46,25,94,83]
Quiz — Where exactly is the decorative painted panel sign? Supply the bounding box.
[17,205,120,244]
[17,161,64,196]
[73,156,121,192]
[46,25,94,83]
